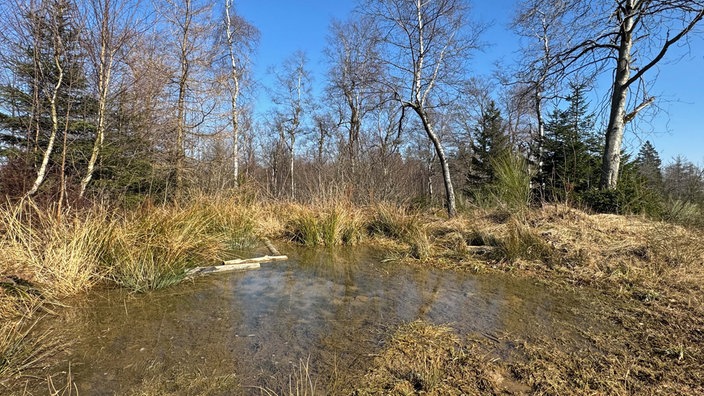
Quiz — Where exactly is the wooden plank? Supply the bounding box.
[185,262,260,277]
[184,255,288,278]
[222,255,288,265]
[261,237,281,256]
[466,246,495,254]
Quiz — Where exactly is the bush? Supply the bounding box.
[580,169,664,216]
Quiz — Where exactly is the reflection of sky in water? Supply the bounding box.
[35,247,605,394]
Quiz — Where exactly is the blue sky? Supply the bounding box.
[236,0,704,164]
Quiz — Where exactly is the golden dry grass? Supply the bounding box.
[0,201,111,298]
[283,203,364,247]
[2,197,704,394]
[354,320,524,395]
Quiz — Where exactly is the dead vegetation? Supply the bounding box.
[353,320,526,395]
[2,199,704,394]
[351,203,704,395]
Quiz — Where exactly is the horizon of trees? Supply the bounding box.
[0,0,703,218]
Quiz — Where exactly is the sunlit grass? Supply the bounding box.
[0,318,59,386]
[367,204,429,260]
[285,204,363,247]
[102,205,226,292]
[0,201,110,298]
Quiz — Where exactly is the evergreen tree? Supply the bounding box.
[467,100,509,191]
[540,83,601,201]
[0,0,94,194]
[634,140,663,191]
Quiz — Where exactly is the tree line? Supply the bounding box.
[0,0,702,219]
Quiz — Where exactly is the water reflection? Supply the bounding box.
[35,247,604,394]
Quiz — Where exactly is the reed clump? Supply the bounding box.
[0,201,110,298]
[285,204,363,247]
[0,318,59,388]
[101,204,226,292]
[367,204,430,260]
[494,220,559,266]
[185,194,259,250]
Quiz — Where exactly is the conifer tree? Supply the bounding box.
[0,0,93,196]
[634,140,663,191]
[540,83,601,201]
[467,100,509,191]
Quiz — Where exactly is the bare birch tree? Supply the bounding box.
[159,0,215,195]
[324,15,383,165]
[78,0,139,197]
[221,0,258,188]
[517,0,704,189]
[269,50,313,200]
[364,0,483,218]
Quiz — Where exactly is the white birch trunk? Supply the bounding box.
[600,1,634,190]
[80,7,115,197]
[225,0,240,187]
[27,44,64,196]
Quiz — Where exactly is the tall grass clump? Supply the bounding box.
[0,319,59,385]
[185,195,259,250]
[495,220,556,266]
[662,198,701,226]
[486,153,532,213]
[102,205,225,292]
[286,205,363,247]
[0,201,110,298]
[367,204,429,260]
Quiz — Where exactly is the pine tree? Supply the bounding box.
[540,83,601,201]
[467,100,509,191]
[634,140,663,191]
[0,0,94,194]
[663,156,704,203]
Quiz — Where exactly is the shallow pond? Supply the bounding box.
[30,247,612,394]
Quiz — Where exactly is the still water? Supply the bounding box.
[36,247,605,394]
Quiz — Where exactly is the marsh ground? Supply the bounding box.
[1,200,702,395]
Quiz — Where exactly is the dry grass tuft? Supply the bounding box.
[102,204,226,292]
[0,201,111,298]
[354,320,522,395]
[284,204,363,247]
[367,204,430,260]
[0,318,61,387]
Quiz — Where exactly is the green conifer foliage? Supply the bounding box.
[467,100,510,191]
[634,140,663,191]
[540,83,601,202]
